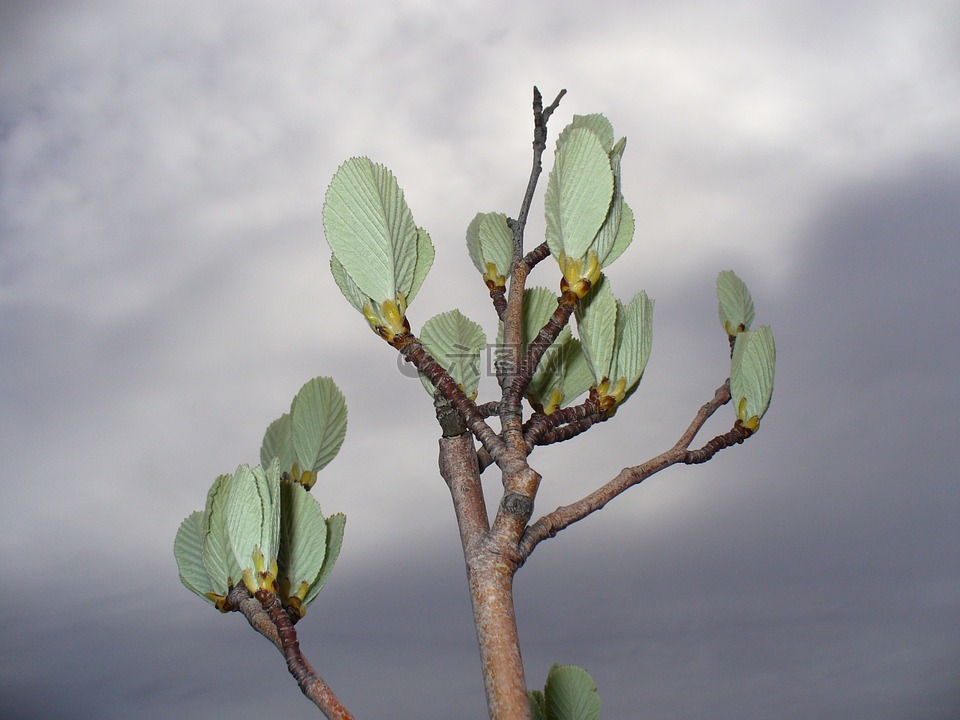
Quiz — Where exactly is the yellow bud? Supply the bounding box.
[543,387,564,415]
[483,261,506,290]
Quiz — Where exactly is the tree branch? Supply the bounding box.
[227,586,355,719]
[503,293,579,413]
[264,596,356,720]
[501,87,566,448]
[517,380,732,562]
[396,334,505,462]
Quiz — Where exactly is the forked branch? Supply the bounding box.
[517,380,733,562]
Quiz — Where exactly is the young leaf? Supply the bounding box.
[590,137,626,266]
[730,325,776,430]
[201,472,239,598]
[418,310,487,399]
[407,227,435,304]
[226,462,281,594]
[545,127,615,264]
[601,199,634,268]
[717,270,755,338]
[278,479,327,613]
[466,212,514,288]
[291,377,348,480]
[612,290,654,399]
[575,277,617,384]
[174,511,216,605]
[330,253,371,314]
[529,690,547,720]
[304,512,346,608]
[556,114,615,154]
[260,412,295,477]
[543,664,601,720]
[323,157,422,303]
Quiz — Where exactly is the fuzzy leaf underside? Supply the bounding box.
[323,157,417,302]
[717,269,756,336]
[418,309,487,397]
[174,511,215,604]
[545,128,615,262]
[731,325,776,426]
[291,377,348,476]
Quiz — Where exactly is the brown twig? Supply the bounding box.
[517,380,732,562]
[503,293,579,413]
[522,241,552,272]
[396,334,505,461]
[263,596,356,720]
[683,420,753,464]
[500,87,567,445]
[523,393,601,448]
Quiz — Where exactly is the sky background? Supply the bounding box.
[2,1,958,718]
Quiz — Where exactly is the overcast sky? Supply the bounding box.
[2,1,958,718]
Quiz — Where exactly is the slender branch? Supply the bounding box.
[230,585,283,652]
[503,293,578,413]
[517,380,732,562]
[522,241,552,272]
[523,393,601,448]
[263,596,356,720]
[396,334,505,462]
[226,586,354,719]
[536,414,605,446]
[683,420,753,464]
[501,87,566,444]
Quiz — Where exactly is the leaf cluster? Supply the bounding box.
[174,378,347,618]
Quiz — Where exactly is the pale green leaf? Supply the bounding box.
[496,287,560,348]
[330,254,371,314]
[530,690,547,720]
[466,212,514,281]
[591,137,627,265]
[226,463,280,575]
[524,325,573,409]
[544,664,601,720]
[260,412,295,477]
[575,277,617,383]
[304,512,346,606]
[175,511,216,604]
[717,270,756,337]
[601,199,634,268]
[557,114,615,154]
[291,377,348,475]
[406,227,435,304]
[202,473,239,595]
[278,479,327,597]
[322,157,417,302]
[558,337,595,405]
[418,310,487,398]
[612,290,654,396]
[545,128,615,262]
[730,325,776,430]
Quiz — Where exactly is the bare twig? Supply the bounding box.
[523,393,601,448]
[522,241,552,272]
[517,380,732,562]
[263,597,356,720]
[501,87,567,442]
[503,293,579,413]
[227,587,355,719]
[397,334,505,462]
[683,420,753,464]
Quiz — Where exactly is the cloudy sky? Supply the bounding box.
[2,1,958,718]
